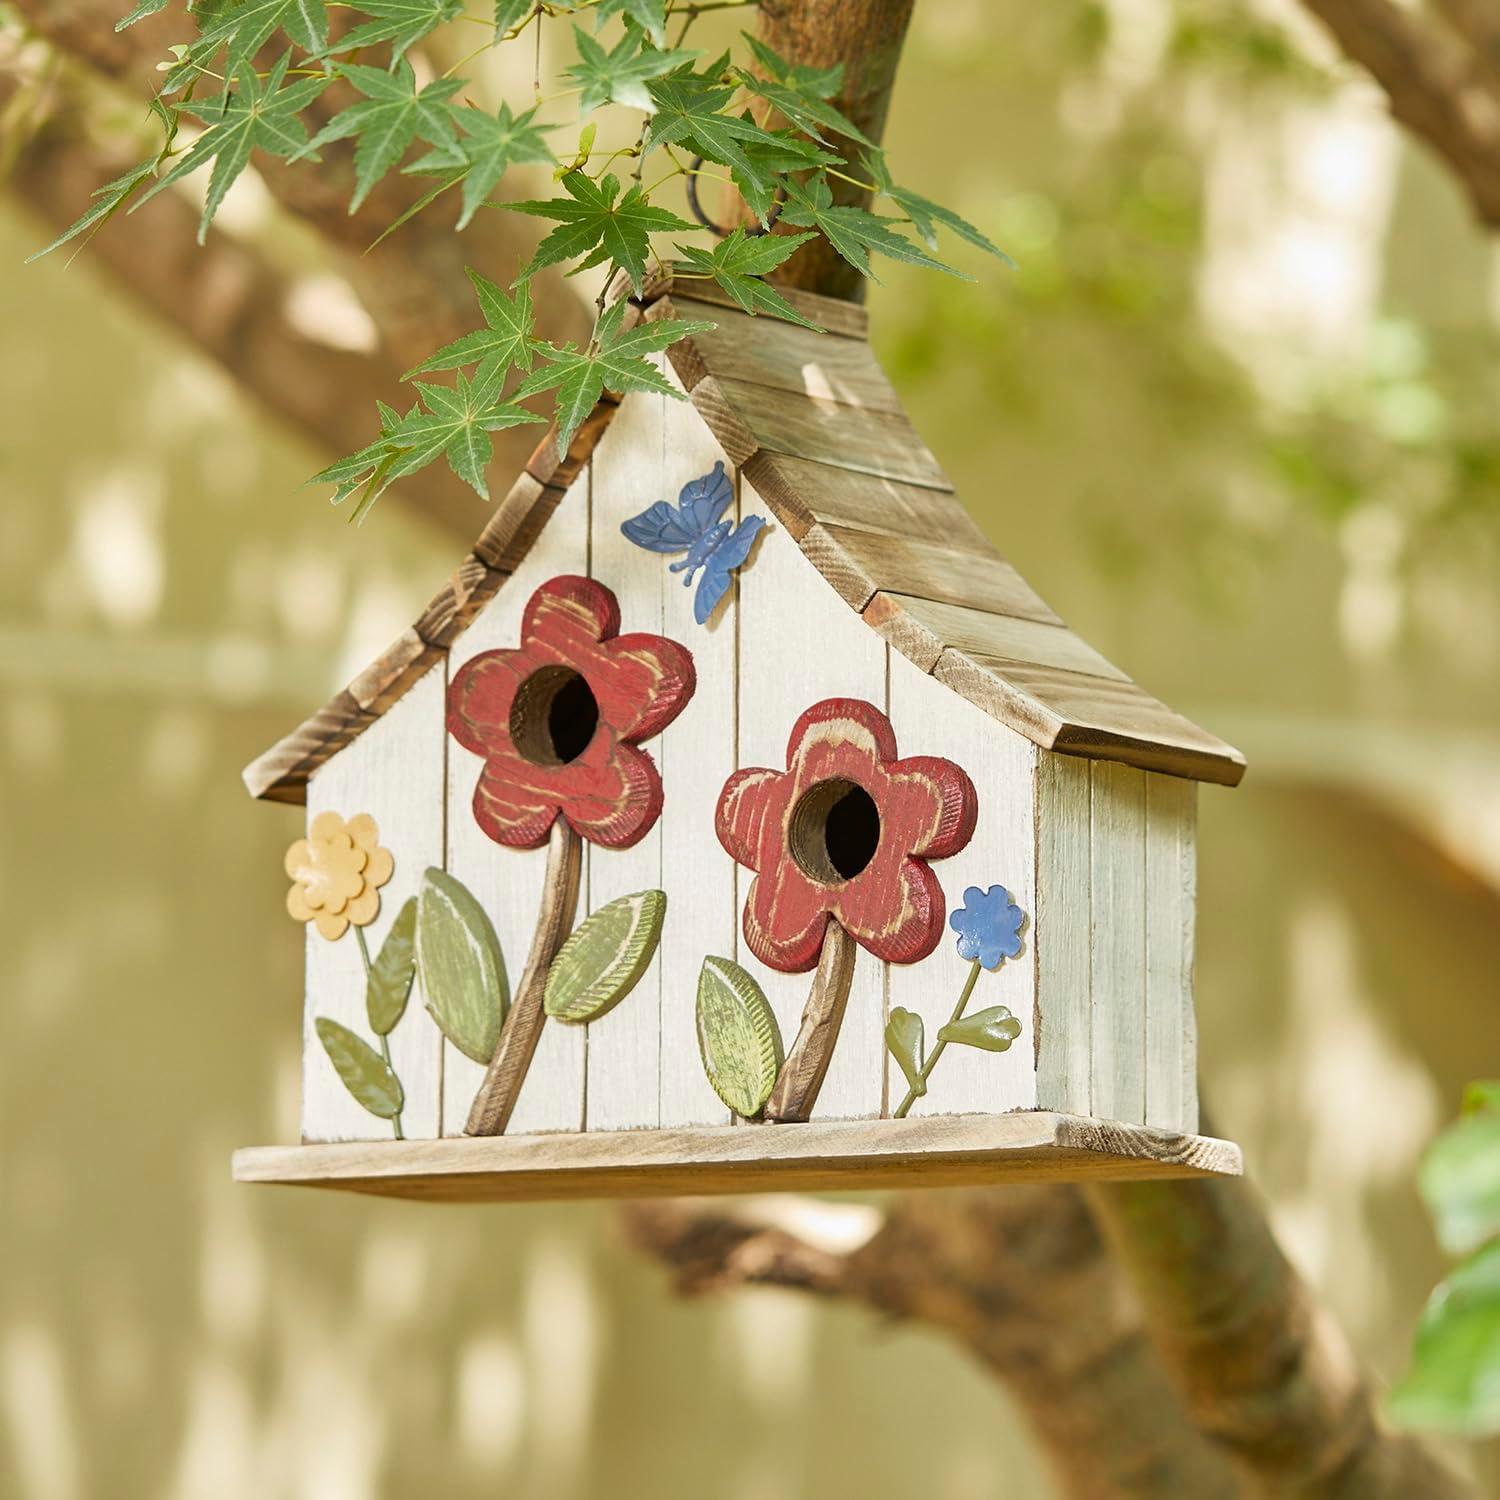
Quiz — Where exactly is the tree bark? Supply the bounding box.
[752,0,917,301]
[1086,1177,1473,1499]
[1299,0,1500,229]
[623,1188,1252,1499]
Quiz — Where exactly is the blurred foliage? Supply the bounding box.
[1392,1083,1500,1436]
[879,0,1500,621]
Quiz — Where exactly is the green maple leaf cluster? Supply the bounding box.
[40,0,1012,517]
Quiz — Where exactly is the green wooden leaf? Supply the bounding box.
[544,890,666,1024]
[937,1004,1023,1053]
[1420,1111,1500,1255]
[367,896,417,1035]
[885,1006,926,1097]
[1390,1238,1500,1436]
[315,1017,404,1118]
[696,956,783,1119]
[416,867,509,1063]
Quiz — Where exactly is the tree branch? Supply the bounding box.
[1299,0,1500,228]
[1086,1177,1475,1499]
[625,1179,1476,1500]
[623,1188,1252,1499]
[2,65,516,534]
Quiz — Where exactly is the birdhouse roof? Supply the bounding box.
[244,271,1244,804]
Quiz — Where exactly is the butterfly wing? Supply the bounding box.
[693,515,767,625]
[620,500,698,553]
[620,462,732,553]
[677,460,734,535]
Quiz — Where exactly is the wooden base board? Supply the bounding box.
[233,1112,1242,1204]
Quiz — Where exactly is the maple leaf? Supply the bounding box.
[644,71,785,204]
[132,55,328,242]
[167,0,328,91]
[493,0,532,34]
[672,229,823,330]
[27,159,154,262]
[293,60,461,212]
[513,301,713,457]
[313,366,543,515]
[564,27,693,114]
[730,66,869,147]
[324,0,464,64]
[508,170,694,294]
[403,270,538,384]
[404,102,554,230]
[727,127,841,225]
[742,35,843,101]
[779,174,967,282]
[592,0,666,46]
[862,151,1014,264]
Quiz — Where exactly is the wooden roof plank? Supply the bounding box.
[694,374,950,489]
[865,592,1128,681]
[636,267,870,339]
[934,649,1246,786]
[647,295,905,412]
[804,522,1063,623]
[742,451,980,546]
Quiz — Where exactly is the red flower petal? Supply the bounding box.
[714,696,978,973]
[448,575,695,852]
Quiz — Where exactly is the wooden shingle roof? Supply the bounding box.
[244,272,1244,803]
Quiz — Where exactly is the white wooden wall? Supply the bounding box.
[1033,752,1199,1132]
[298,386,1198,1139]
[301,667,446,1142]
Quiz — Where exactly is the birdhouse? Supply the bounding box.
[234,273,1246,1203]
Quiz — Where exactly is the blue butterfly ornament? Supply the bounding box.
[620,461,767,625]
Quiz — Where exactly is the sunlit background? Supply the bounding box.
[4,0,1500,1495]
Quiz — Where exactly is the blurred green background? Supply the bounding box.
[4,1,1500,1495]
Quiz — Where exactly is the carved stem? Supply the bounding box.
[764,918,858,1122]
[465,817,583,1136]
[353,924,404,1140]
[893,958,981,1119]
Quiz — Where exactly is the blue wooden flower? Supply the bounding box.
[948,885,1026,970]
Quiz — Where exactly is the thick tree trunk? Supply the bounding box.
[752,0,917,301]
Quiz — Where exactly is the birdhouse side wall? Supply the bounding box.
[1034,751,1198,1133]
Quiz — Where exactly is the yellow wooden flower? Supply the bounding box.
[285,811,395,942]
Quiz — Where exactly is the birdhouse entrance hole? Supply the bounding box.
[510,666,600,766]
[790,778,882,885]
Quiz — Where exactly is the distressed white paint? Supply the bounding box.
[654,388,739,1128]
[1033,750,1093,1116]
[734,503,888,1121]
[582,387,666,1130]
[886,649,1037,1117]
[1145,774,1198,1132]
[302,665,445,1141]
[443,470,590,1135]
[1088,760,1147,1124]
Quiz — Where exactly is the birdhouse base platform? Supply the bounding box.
[233,1112,1242,1204]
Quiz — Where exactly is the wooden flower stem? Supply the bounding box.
[465,818,583,1137]
[892,958,981,1120]
[764,919,858,1123]
[353,925,404,1140]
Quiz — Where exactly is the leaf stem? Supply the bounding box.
[826,165,881,196]
[353,924,405,1139]
[893,959,981,1120]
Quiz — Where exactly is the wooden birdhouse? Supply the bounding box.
[234,273,1246,1203]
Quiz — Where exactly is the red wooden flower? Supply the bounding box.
[448,575,695,850]
[715,699,978,973]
